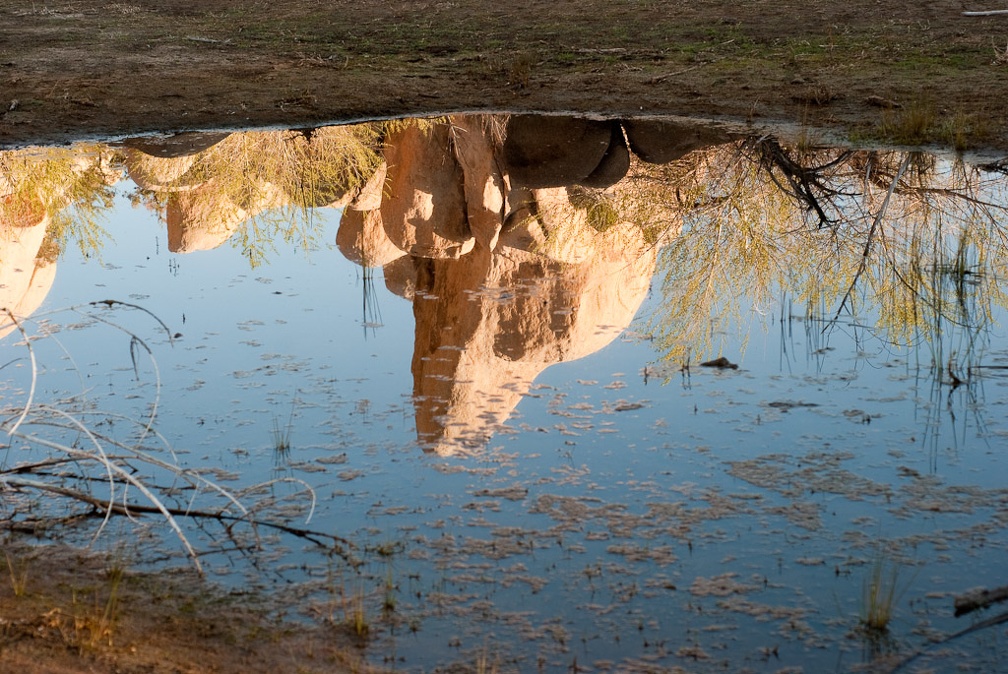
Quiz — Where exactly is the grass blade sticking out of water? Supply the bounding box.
[859,548,912,637]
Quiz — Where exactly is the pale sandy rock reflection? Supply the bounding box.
[0,205,56,340]
[335,115,668,455]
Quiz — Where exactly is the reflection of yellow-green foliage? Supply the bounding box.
[178,126,382,209]
[135,125,383,266]
[0,145,119,260]
[650,144,1008,370]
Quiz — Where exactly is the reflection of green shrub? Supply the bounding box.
[568,186,619,232]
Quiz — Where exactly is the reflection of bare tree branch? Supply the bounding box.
[745,137,853,228]
[831,154,911,323]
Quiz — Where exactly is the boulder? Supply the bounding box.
[502,115,615,188]
[622,119,731,164]
[381,122,475,259]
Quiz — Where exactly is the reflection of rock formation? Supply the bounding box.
[410,222,656,454]
[0,203,56,339]
[124,127,379,253]
[336,114,728,454]
[0,148,124,340]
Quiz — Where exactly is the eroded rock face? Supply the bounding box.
[381,122,475,259]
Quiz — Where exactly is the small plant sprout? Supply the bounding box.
[272,400,296,466]
[859,549,911,635]
[5,551,29,597]
[346,584,369,638]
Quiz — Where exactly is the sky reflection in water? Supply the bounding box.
[1,118,1008,672]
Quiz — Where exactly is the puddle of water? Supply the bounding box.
[2,117,1008,672]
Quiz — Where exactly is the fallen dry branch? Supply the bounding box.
[2,476,353,557]
[889,609,1008,672]
[954,584,1008,616]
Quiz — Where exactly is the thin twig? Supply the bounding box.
[830,154,911,323]
[4,310,36,438]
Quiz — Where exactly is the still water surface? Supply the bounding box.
[2,117,1008,672]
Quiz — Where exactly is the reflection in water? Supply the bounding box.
[3,116,1008,671]
[4,118,1008,453]
[0,145,117,337]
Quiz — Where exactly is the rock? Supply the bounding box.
[622,119,730,164]
[448,115,506,251]
[700,356,738,369]
[381,122,475,259]
[502,115,615,188]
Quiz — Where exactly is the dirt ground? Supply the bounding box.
[0,543,380,674]
[2,0,1008,151]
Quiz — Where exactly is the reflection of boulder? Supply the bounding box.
[336,162,405,268]
[124,150,203,192]
[580,124,631,189]
[121,132,231,159]
[122,133,230,191]
[381,123,475,259]
[503,116,618,188]
[166,180,284,253]
[0,210,56,339]
[382,255,419,301]
[622,119,730,164]
[337,208,404,268]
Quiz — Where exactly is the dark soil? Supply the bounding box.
[2,0,1008,151]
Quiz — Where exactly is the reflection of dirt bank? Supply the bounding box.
[336,115,721,454]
